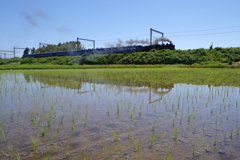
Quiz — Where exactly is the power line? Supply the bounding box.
[96,34,149,42]
[165,26,240,34]
[167,30,240,38]
[95,25,240,42]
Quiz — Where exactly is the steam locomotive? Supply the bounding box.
[22,43,175,58]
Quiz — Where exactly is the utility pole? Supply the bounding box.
[150,28,164,45]
[14,47,25,58]
[0,50,14,58]
[0,53,6,59]
[77,38,95,49]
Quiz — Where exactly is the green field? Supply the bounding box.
[0,68,240,159]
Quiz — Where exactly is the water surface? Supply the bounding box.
[0,69,240,160]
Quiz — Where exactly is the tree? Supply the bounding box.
[23,47,30,55]
[31,47,36,54]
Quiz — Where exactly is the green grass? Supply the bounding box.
[1,63,240,70]
[0,64,163,70]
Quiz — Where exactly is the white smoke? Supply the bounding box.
[154,37,171,44]
[105,37,172,47]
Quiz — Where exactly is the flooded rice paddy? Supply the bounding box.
[0,68,240,160]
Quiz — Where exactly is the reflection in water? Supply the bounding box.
[0,71,240,160]
[149,87,172,104]
[78,83,95,94]
[24,73,173,104]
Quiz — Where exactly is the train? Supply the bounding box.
[22,43,175,58]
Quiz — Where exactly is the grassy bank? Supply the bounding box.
[0,64,165,70]
[1,63,240,70]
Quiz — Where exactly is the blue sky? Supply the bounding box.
[0,0,240,58]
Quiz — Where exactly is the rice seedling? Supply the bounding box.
[192,142,199,155]
[173,127,178,140]
[128,126,131,139]
[131,136,141,152]
[50,103,55,112]
[188,114,192,123]
[71,123,75,130]
[150,132,157,148]
[41,125,45,137]
[139,110,142,117]
[152,121,156,131]
[215,115,218,124]
[85,103,89,113]
[110,129,119,142]
[29,112,35,123]
[30,136,38,151]
[180,116,183,124]
[224,131,227,143]
[115,144,126,159]
[134,105,137,113]
[10,109,14,120]
[71,113,75,124]
[202,121,207,130]
[175,109,178,117]
[49,134,55,145]
[116,104,120,115]
[172,118,175,127]
[212,130,218,145]
[164,146,173,160]
[66,145,71,158]
[15,152,21,160]
[41,151,51,160]
[83,116,87,128]
[57,114,64,126]
[47,116,51,127]
[193,121,197,133]
[106,109,110,117]
[230,129,234,138]
[0,126,7,143]
[129,110,133,119]
[0,147,12,158]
